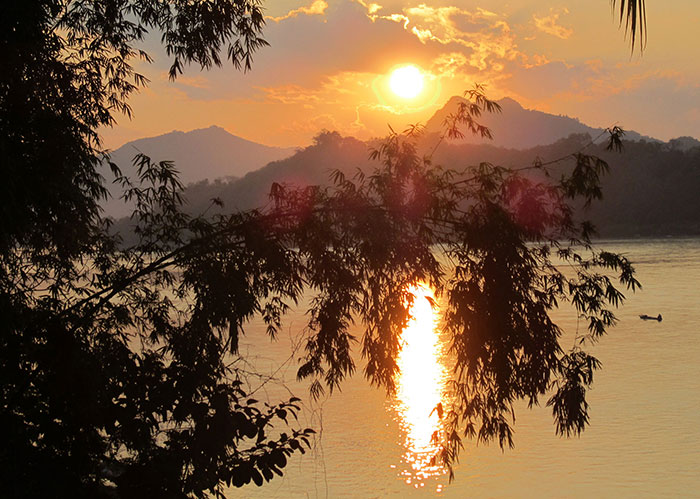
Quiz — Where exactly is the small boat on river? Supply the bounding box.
[639,314,663,322]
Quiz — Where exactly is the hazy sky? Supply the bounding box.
[103,0,700,148]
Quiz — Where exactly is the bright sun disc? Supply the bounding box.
[389,65,424,99]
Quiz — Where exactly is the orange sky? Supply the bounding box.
[102,0,700,149]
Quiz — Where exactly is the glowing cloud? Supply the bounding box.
[100,0,700,153]
[360,4,521,75]
[354,0,383,15]
[268,0,328,23]
[533,9,574,39]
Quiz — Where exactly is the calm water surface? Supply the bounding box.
[231,238,700,498]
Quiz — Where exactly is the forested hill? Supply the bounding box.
[175,131,700,239]
[183,131,374,215]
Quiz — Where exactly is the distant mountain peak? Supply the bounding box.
[445,95,465,105]
[497,96,523,110]
[195,125,230,135]
[427,95,599,149]
[425,95,660,149]
[439,95,522,110]
[102,127,297,218]
[125,125,271,147]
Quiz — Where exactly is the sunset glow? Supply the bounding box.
[393,283,448,485]
[100,1,700,149]
[389,65,425,99]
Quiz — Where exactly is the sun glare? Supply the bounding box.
[393,283,448,486]
[389,65,425,99]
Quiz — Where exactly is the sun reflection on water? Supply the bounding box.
[392,283,449,487]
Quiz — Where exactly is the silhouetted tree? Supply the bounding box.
[1,2,309,497]
[1,1,641,497]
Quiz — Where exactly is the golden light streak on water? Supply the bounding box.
[392,283,449,487]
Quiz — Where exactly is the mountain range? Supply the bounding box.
[175,132,700,238]
[105,96,700,237]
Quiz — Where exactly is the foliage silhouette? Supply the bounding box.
[2,0,643,497]
[261,90,639,475]
[1,1,311,497]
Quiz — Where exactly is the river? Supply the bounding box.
[231,238,700,498]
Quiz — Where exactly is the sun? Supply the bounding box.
[389,65,424,99]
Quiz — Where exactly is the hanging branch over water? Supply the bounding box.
[256,86,640,477]
[2,0,646,494]
[22,85,638,486]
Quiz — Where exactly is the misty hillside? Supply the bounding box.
[171,131,700,239]
[184,131,373,215]
[102,126,296,218]
[668,136,700,152]
[110,125,296,183]
[432,133,700,236]
[425,96,656,149]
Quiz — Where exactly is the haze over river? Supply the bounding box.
[231,238,700,498]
